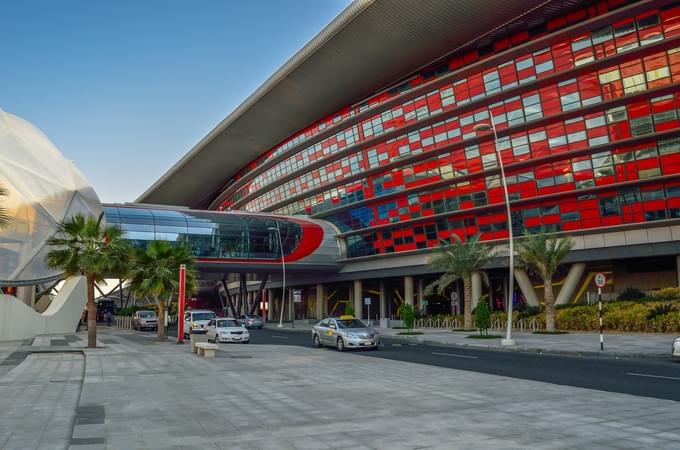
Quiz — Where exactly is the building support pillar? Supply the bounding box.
[555,263,587,305]
[315,284,324,320]
[404,276,414,307]
[353,280,363,319]
[514,268,540,307]
[417,278,424,312]
[471,272,482,309]
[379,281,386,319]
[267,289,275,321]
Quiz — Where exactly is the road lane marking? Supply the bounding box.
[625,372,680,381]
[431,352,478,359]
[271,335,289,339]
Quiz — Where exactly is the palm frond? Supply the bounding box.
[129,240,198,304]
[516,231,574,279]
[426,233,492,294]
[46,213,131,279]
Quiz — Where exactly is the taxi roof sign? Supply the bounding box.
[339,315,355,320]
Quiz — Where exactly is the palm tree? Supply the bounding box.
[129,240,197,341]
[0,182,10,230]
[425,234,492,329]
[47,213,131,348]
[516,231,574,332]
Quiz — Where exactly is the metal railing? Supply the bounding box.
[412,316,542,331]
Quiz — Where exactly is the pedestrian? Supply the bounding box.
[105,310,113,327]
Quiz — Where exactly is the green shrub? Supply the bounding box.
[653,287,680,301]
[474,301,491,336]
[519,305,542,318]
[647,303,675,320]
[411,300,680,332]
[398,303,415,332]
[617,286,646,301]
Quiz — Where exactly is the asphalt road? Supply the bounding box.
[253,327,680,401]
[159,326,680,401]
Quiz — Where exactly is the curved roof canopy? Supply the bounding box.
[138,0,582,208]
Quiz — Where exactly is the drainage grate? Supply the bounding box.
[50,339,69,346]
[75,404,105,425]
[70,437,106,446]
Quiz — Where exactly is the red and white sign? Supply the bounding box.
[594,272,606,288]
[177,264,186,344]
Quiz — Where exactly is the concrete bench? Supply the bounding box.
[189,333,209,353]
[195,342,218,358]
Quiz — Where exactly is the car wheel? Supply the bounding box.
[313,334,321,348]
[336,337,345,352]
[243,340,249,344]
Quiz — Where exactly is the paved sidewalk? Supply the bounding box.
[2,329,679,449]
[381,329,674,358]
[269,324,674,358]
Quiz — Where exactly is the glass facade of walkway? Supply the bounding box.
[103,205,302,260]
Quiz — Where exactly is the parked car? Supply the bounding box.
[183,310,217,337]
[673,336,680,360]
[238,314,264,329]
[207,318,250,344]
[312,315,380,351]
[133,310,158,331]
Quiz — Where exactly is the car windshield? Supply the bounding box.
[139,311,156,318]
[216,319,239,328]
[193,312,216,321]
[337,319,366,329]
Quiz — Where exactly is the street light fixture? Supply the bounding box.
[268,223,286,328]
[473,114,515,346]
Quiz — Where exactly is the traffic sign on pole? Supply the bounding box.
[593,272,606,351]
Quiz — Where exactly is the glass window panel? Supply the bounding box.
[591,26,613,44]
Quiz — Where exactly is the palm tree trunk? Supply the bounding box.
[463,276,472,330]
[544,277,556,332]
[157,298,167,341]
[86,273,97,348]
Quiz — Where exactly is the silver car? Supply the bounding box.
[207,318,250,344]
[673,337,680,360]
[312,316,380,351]
[133,310,158,331]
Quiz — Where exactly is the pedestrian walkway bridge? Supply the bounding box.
[103,204,342,274]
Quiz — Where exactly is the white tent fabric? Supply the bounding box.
[0,108,102,286]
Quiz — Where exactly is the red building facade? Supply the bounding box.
[214,1,680,260]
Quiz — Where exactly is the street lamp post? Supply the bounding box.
[268,223,286,328]
[474,113,515,346]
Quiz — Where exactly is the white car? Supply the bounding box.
[183,310,217,338]
[207,318,250,344]
[673,337,680,360]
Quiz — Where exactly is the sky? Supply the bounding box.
[0,0,351,203]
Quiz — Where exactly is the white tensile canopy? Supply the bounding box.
[0,108,102,286]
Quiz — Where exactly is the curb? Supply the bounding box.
[388,334,669,360]
[263,325,670,360]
